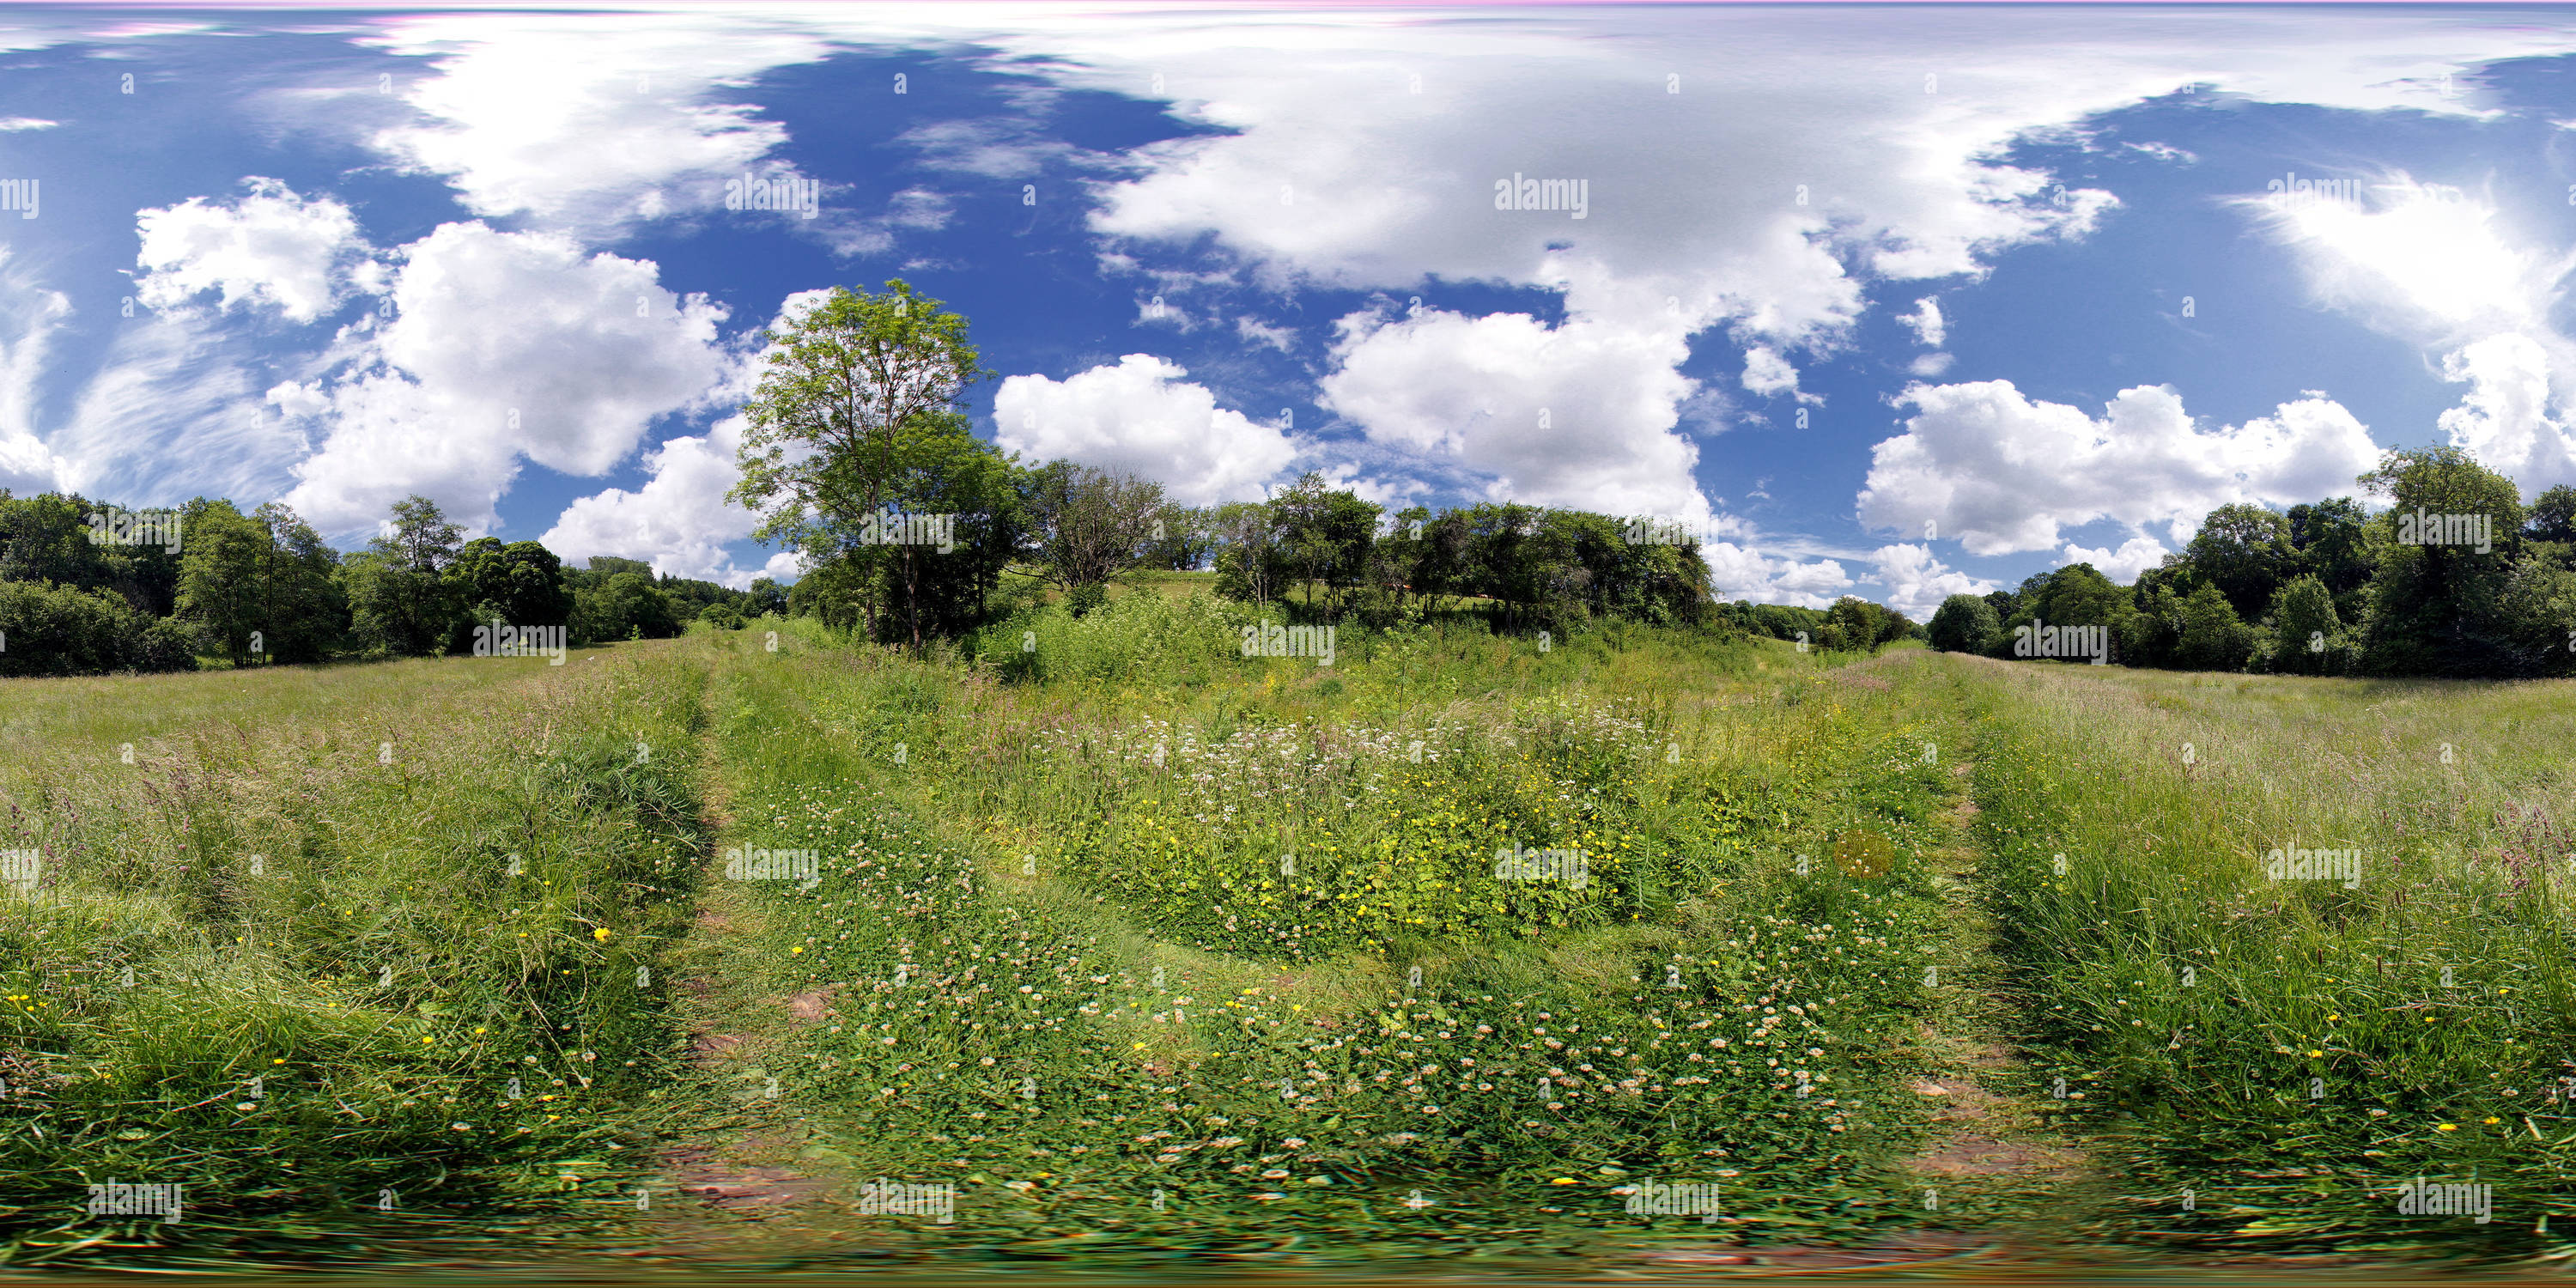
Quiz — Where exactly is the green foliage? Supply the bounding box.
[1926,593,2000,653]
[2257,574,2350,675]
[445,538,573,650]
[574,569,681,644]
[0,580,198,676]
[345,495,465,658]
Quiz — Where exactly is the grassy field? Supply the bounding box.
[1,598,2567,1273]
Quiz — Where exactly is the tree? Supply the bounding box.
[348,495,465,657]
[2526,484,2576,545]
[574,572,680,643]
[745,577,790,619]
[446,538,573,647]
[2185,503,2296,619]
[0,580,197,676]
[1022,462,1163,613]
[1142,503,1216,571]
[732,281,984,642]
[2263,574,2344,675]
[253,503,349,664]
[1271,471,1382,618]
[1927,593,2001,653]
[175,500,270,666]
[1212,500,1289,609]
[2356,447,2524,677]
[2172,581,2255,671]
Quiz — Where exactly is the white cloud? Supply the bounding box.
[2435,333,2576,491]
[52,312,307,506]
[2245,183,2576,493]
[994,354,1297,507]
[1740,345,1806,400]
[1908,353,1955,378]
[1236,315,1296,352]
[0,250,68,494]
[1319,300,1716,522]
[1868,543,1995,620]
[0,118,58,131]
[1898,296,1946,348]
[2060,535,2170,583]
[135,178,369,324]
[276,222,730,536]
[1701,540,1852,611]
[1857,380,2383,556]
[361,14,830,233]
[540,413,769,586]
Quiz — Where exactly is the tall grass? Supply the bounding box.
[1952,654,2576,1253]
[0,643,708,1252]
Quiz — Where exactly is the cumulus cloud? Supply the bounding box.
[1868,543,1995,620]
[1740,345,1807,401]
[539,413,772,586]
[2060,535,2171,582]
[1857,380,2382,556]
[2435,334,2576,490]
[361,14,830,233]
[1898,296,1946,348]
[1701,540,1852,611]
[993,353,1298,507]
[1319,300,1715,522]
[276,222,729,535]
[135,178,371,324]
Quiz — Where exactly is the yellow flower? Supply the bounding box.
[593,927,612,942]
[2435,1123,2458,1132]
[792,945,805,954]
[2483,1117,2500,1125]
[2306,1049,2323,1058]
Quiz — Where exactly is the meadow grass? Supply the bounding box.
[8,607,2566,1268]
[1948,653,2576,1254]
[0,642,710,1255]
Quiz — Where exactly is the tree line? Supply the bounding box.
[1925,447,2576,677]
[738,282,1730,646]
[0,491,779,677]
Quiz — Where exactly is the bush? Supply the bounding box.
[701,603,745,631]
[970,590,1261,684]
[0,580,200,676]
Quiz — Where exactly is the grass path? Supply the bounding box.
[1891,744,2093,1232]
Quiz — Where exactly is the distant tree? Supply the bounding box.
[0,580,197,676]
[1022,463,1163,614]
[2287,497,2373,623]
[744,577,790,618]
[445,538,572,649]
[2525,484,2576,545]
[2356,447,2524,677]
[574,572,680,643]
[347,495,465,657]
[2262,574,2345,675]
[1212,499,1290,610]
[1927,593,2001,653]
[175,500,270,665]
[1142,503,1216,571]
[2172,581,2256,671]
[2186,503,2296,620]
[252,503,349,664]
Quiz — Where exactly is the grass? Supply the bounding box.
[2,603,2569,1271]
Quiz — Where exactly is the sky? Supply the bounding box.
[6,3,2576,615]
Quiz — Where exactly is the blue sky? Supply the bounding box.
[6,4,2576,615]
